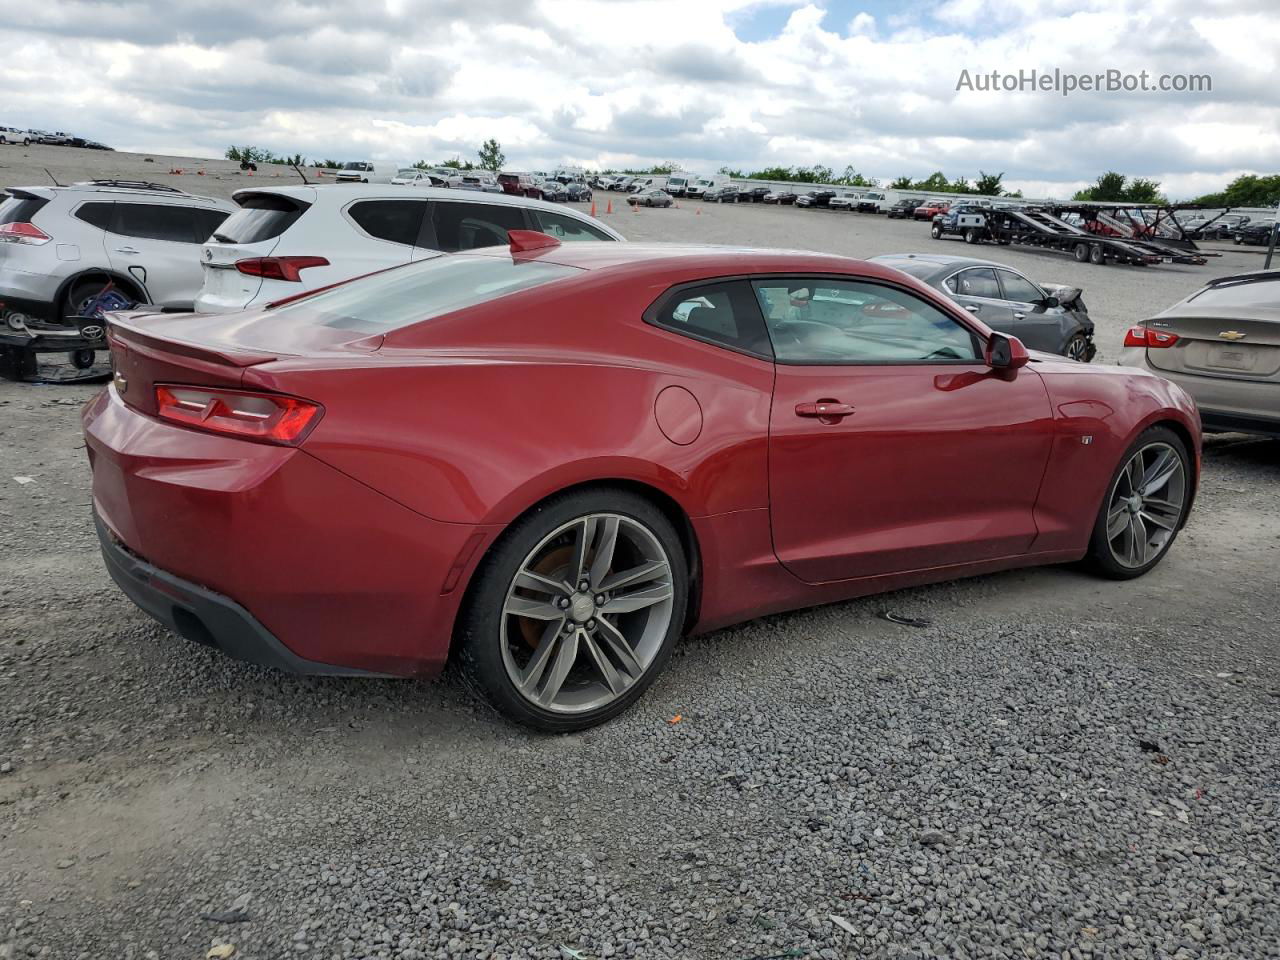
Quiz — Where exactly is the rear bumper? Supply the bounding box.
[95,511,390,676]
[1120,349,1278,435]
[83,386,497,676]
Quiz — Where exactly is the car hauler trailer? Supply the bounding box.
[1049,203,1209,263]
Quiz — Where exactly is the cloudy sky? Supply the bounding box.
[4,0,1276,198]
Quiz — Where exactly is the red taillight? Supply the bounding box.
[0,221,51,245]
[154,385,322,445]
[235,256,329,282]
[1123,326,1180,348]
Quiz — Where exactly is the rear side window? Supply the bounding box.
[646,281,773,359]
[427,202,529,252]
[214,194,310,244]
[997,270,1043,304]
[271,255,581,332]
[348,199,427,246]
[0,193,50,225]
[532,210,613,242]
[112,203,200,243]
[946,267,1001,299]
[193,209,230,242]
[74,201,113,230]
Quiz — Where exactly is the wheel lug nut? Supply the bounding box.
[586,619,596,629]
[558,597,570,609]
[595,595,605,605]
[579,580,590,591]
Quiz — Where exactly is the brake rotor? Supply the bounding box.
[517,544,574,649]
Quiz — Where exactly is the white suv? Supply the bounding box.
[0,127,35,145]
[194,184,625,314]
[0,180,234,326]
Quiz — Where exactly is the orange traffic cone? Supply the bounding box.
[590,201,597,217]
[605,199,613,215]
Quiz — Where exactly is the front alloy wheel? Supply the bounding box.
[1086,427,1190,579]
[459,490,686,730]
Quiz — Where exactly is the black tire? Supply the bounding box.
[931,224,943,240]
[456,488,689,731]
[69,349,96,369]
[1083,425,1191,580]
[1073,242,1089,262]
[1233,235,1243,245]
[1089,245,1106,265]
[964,228,978,244]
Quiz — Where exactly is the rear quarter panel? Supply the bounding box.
[1029,359,1201,553]
[243,269,776,526]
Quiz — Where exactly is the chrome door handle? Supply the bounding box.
[115,247,140,255]
[964,304,979,313]
[1013,313,1026,320]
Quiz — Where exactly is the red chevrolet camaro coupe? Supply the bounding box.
[84,233,1200,730]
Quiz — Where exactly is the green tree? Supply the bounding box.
[225,145,277,164]
[973,170,1004,196]
[1073,171,1166,203]
[889,175,914,189]
[477,138,505,172]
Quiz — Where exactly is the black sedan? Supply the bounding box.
[871,253,1096,362]
[536,182,568,202]
[886,199,918,219]
[1234,221,1276,246]
[747,187,771,203]
[763,190,797,205]
[564,182,593,202]
[703,185,738,203]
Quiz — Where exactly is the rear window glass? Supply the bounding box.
[1188,278,1280,308]
[0,193,50,225]
[74,201,113,230]
[532,210,614,242]
[271,255,581,332]
[214,194,310,244]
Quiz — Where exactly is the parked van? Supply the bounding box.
[665,173,697,197]
[335,161,397,184]
[686,175,729,199]
[627,176,669,194]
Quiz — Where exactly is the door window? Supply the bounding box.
[426,202,529,251]
[112,203,202,243]
[73,201,113,230]
[997,270,1043,303]
[945,267,1001,299]
[754,279,979,364]
[348,199,427,246]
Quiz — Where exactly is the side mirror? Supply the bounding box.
[986,332,1030,370]
[1040,296,1059,309]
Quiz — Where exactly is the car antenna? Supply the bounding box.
[291,163,309,185]
[44,168,62,187]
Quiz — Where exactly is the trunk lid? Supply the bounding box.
[1143,310,1280,383]
[106,307,380,415]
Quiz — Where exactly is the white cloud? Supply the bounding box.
[0,0,1273,197]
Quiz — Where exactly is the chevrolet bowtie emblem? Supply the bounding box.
[1218,330,1247,341]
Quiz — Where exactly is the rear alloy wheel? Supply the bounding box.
[1063,333,1091,363]
[963,228,978,244]
[458,489,687,731]
[1085,427,1190,579]
[62,276,122,325]
[931,224,943,240]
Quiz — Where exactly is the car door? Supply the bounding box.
[104,202,211,307]
[758,276,1054,583]
[995,268,1063,352]
[944,267,1015,332]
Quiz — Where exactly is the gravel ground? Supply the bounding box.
[2,153,1280,960]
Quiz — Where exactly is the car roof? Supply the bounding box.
[7,181,227,205]
[870,253,1011,280]
[460,242,907,280]
[232,183,595,216]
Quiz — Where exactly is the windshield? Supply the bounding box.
[272,255,583,332]
[342,161,371,171]
[396,169,418,178]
